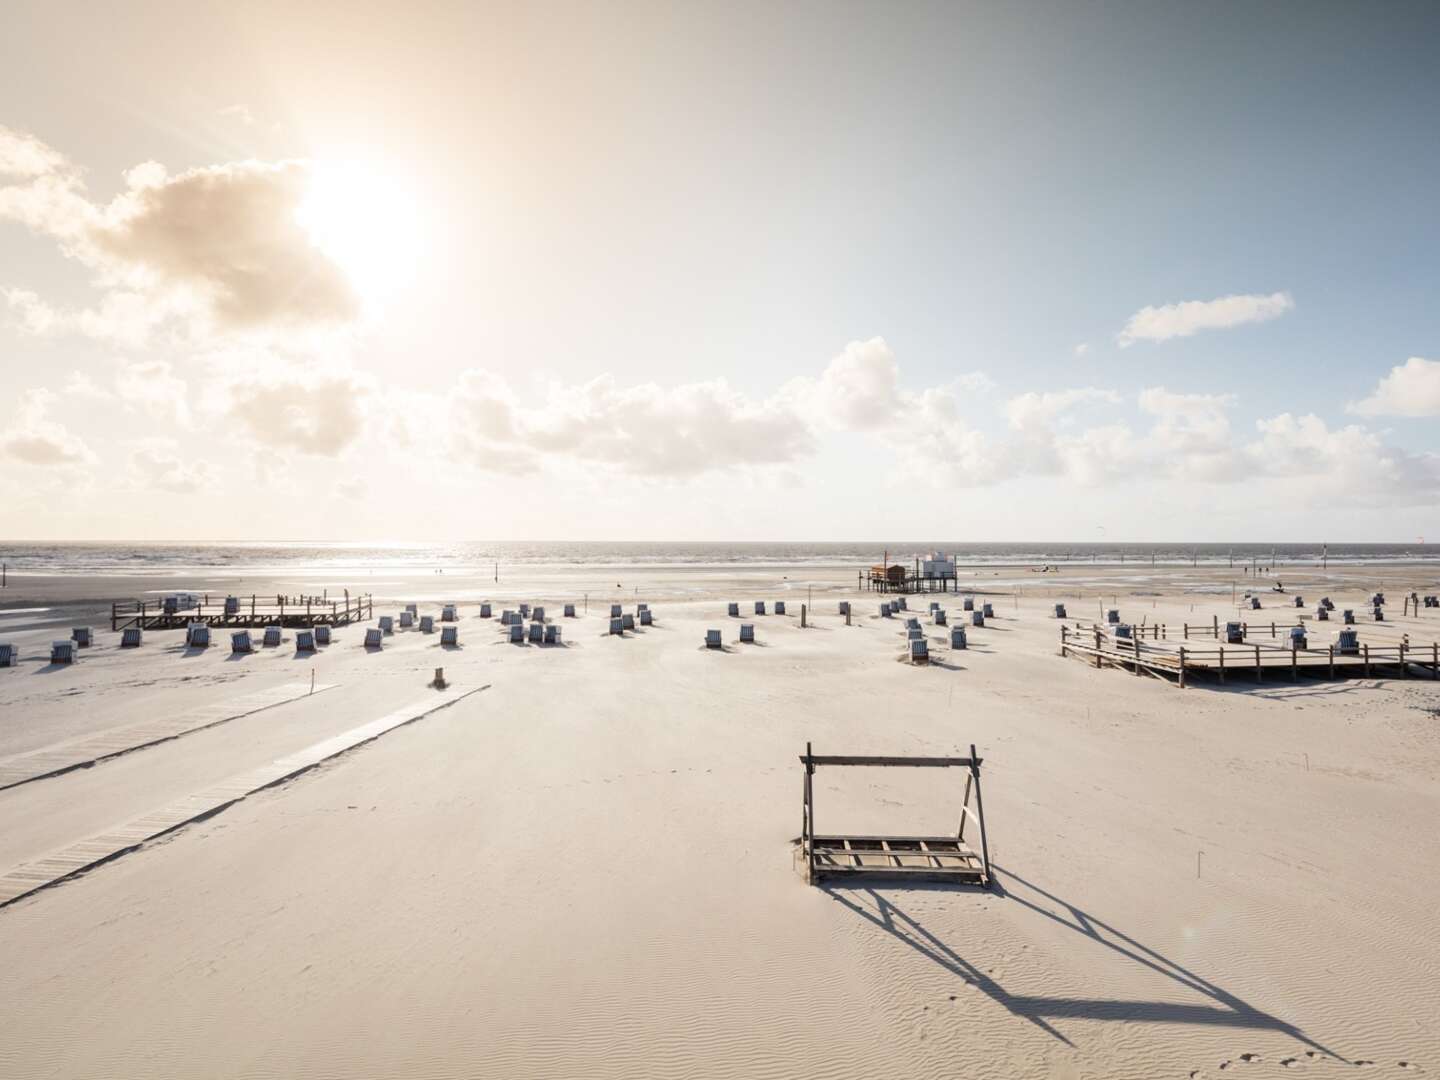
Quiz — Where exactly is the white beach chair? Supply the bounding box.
[755,601,766,615]
[622,613,635,631]
[187,623,211,648]
[609,617,624,635]
[639,610,653,626]
[315,625,332,645]
[728,603,740,617]
[528,622,543,643]
[909,638,929,664]
[509,623,524,643]
[564,603,576,617]
[420,615,435,633]
[480,603,492,618]
[263,625,282,647]
[705,629,722,649]
[120,627,143,647]
[610,604,623,619]
[0,642,17,667]
[971,611,985,627]
[544,624,560,645]
[378,615,394,635]
[950,627,967,649]
[399,611,415,629]
[232,630,254,654]
[441,625,459,646]
[740,623,755,643]
[51,640,75,664]
[296,630,316,652]
[71,627,92,647]
[364,627,383,649]
[442,604,458,622]
[775,601,786,615]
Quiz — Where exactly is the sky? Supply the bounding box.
[1,0,1438,543]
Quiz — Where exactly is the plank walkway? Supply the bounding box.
[0,682,337,792]
[0,685,488,908]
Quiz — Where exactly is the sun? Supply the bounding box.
[296,160,423,303]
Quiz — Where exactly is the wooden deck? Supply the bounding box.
[0,682,336,792]
[0,685,488,908]
[1061,624,1440,688]
[112,592,373,631]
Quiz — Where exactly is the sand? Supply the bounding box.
[1,561,1438,1079]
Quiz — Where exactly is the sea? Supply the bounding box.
[0,541,1435,576]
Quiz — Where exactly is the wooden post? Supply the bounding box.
[1271,621,1276,638]
[1291,644,1298,682]
[1178,646,1186,689]
[969,744,992,888]
[1218,646,1225,683]
[1400,641,1407,676]
[1060,625,1068,656]
[1329,645,1335,679]
[1363,644,1370,677]
[1255,644,1262,682]
[801,604,807,628]
[1184,623,1189,640]
[1433,643,1438,680]
[1212,614,1218,638]
[803,742,815,881]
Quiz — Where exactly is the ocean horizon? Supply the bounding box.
[0,540,1435,576]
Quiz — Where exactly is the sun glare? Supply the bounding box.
[296,161,422,303]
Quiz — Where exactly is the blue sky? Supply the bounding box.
[1,1,1437,541]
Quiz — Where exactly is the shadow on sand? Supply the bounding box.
[824,864,1343,1059]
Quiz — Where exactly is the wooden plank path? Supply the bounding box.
[0,685,488,908]
[0,682,338,792]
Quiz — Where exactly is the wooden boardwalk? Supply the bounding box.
[0,683,336,792]
[0,685,488,908]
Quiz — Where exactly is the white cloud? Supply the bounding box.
[1073,343,1090,357]
[0,125,358,344]
[1117,291,1293,347]
[228,373,369,455]
[0,388,95,466]
[115,360,192,426]
[128,439,216,493]
[1348,357,1440,418]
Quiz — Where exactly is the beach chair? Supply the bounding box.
[640,609,653,626]
[982,603,994,618]
[232,630,254,653]
[186,623,211,648]
[378,615,395,635]
[533,606,545,622]
[905,617,919,630]
[621,613,635,631]
[564,604,576,617]
[480,603,492,618]
[399,611,414,629]
[509,623,524,643]
[1249,597,1262,610]
[1225,621,1244,643]
[0,643,17,667]
[930,602,940,612]
[609,617,624,635]
[908,638,929,664]
[1114,624,1132,639]
[1294,596,1304,608]
[1373,607,1385,622]
[933,609,947,625]
[705,629,722,649]
[611,604,623,618]
[72,627,92,647]
[315,625,332,645]
[405,603,418,617]
[1315,606,1329,621]
[224,596,240,615]
[879,604,891,618]
[544,624,560,645]
[364,627,383,649]
[296,630,316,652]
[528,622,543,643]
[1054,603,1067,618]
[1322,597,1335,610]
[51,640,75,664]
[1342,609,1355,624]
[442,604,458,622]
[963,597,974,611]
[740,623,755,643]
[907,626,923,641]
[501,609,515,625]
[775,601,786,615]
[755,601,766,615]
[838,601,850,615]
[420,615,435,633]
[441,625,460,646]
[896,598,907,611]
[637,603,648,614]
[263,625,282,647]
[971,611,985,627]
[950,627,967,649]
[519,604,531,619]
[1289,627,1307,649]
[1336,629,1359,655]
[120,627,143,647]
[728,603,740,617]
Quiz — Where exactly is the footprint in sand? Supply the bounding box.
[1239,1054,1262,1063]
[1355,1062,1375,1069]
[1281,1059,1299,1068]
[1219,1063,1231,1071]
[1397,1064,1420,1072]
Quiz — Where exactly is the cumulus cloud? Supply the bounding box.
[0,388,95,466]
[128,439,216,493]
[1117,291,1293,347]
[1348,357,1440,418]
[0,125,357,342]
[228,374,369,455]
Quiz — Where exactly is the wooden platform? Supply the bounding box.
[0,686,488,908]
[1061,624,1440,688]
[112,592,373,631]
[0,682,336,792]
[808,834,988,884]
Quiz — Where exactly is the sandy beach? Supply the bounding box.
[0,559,1437,1080]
